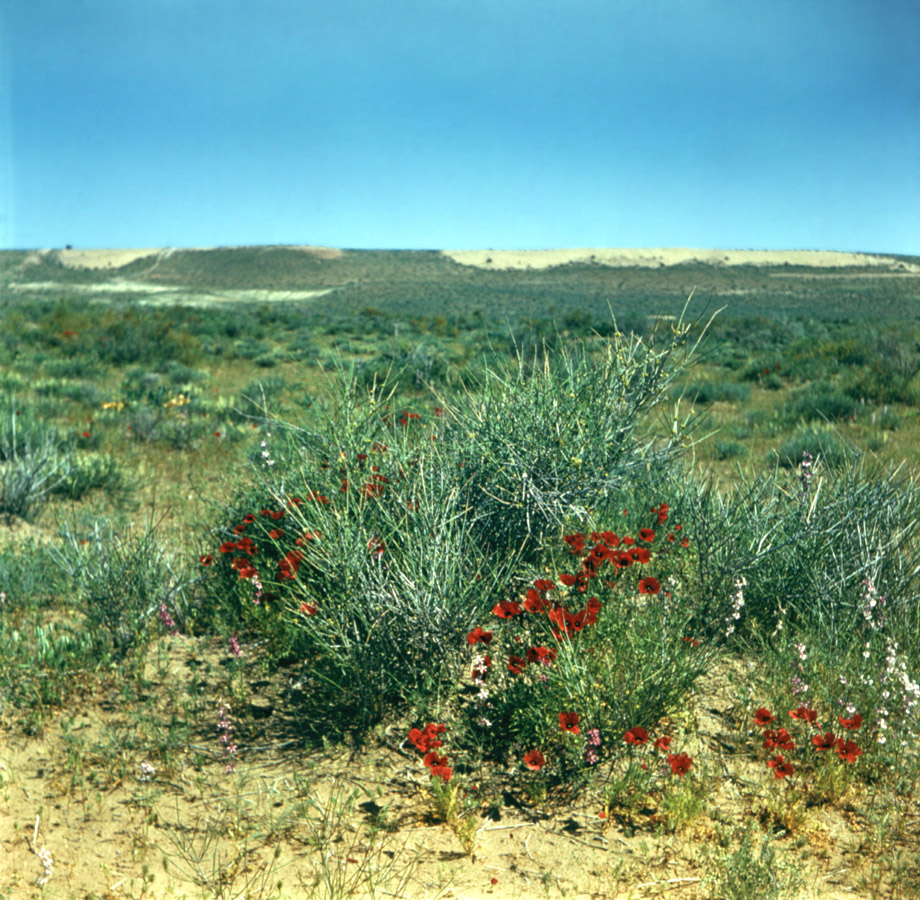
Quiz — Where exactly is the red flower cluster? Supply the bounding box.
[407,723,452,782]
[667,752,693,777]
[466,626,493,646]
[278,548,304,581]
[556,506,684,598]
[755,704,864,776]
[498,576,603,642]
[767,754,795,779]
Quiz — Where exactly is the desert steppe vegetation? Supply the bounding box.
[1,246,920,899]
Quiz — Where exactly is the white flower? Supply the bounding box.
[37,846,54,886]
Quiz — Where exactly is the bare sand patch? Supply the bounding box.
[47,248,164,269]
[289,245,344,259]
[442,248,918,271]
[8,280,334,305]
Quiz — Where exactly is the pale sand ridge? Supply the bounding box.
[442,248,917,271]
[24,245,341,270]
[19,246,917,273]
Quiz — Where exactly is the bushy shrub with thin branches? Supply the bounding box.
[50,518,195,657]
[198,317,704,731]
[0,399,72,521]
[679,455,920,645]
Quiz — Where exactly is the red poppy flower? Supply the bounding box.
[492,600,523,618]
[523,589,549,614]
[430,764,452,783]
[613,551,632,569]
[199,554,213,566]
[558,573,577,587]
[753,707,775,727]
[638,528,656,543]
[242,514,256,524]
[767,755,795,779]
[233,524,247,534]
[682,636,700,647]
[812,732,836,751]
[789,706,819,724]
[622,536,635,546]
[423,751,448,769]
[288,496,303,506]
[237,565,257,579]
[372,441,388,453]
[526,645,557,664]
[654,735,672,752]
[299,602,317,616]
[623,726,649,746]
[632,547,652,564]
[838,713,862,731]
[559,712,580,735]
[835,738,862,763]
[763,728,794,751]
[667,752,693,777]
[434,407,444,417]
[585,597,602,624]
[680,538,689,548]
[408,724,445,753]
[667,533,676,542]
[81,431,91,438]
[466,626,493,646]
[563,533,586,555]
[507,655,527,675]
[638,577,661,595]
[533,578,555,593]
[523,749,546,771]
[214,432,222,438]
[268,529,283,539]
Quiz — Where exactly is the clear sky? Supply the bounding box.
[2,0,918,253]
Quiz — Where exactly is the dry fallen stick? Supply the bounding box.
[634,875,701,890]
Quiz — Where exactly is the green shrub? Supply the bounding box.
[51,452,136,504]
[0,539,70,609]
[781,383,854,423]
[198,316,703,733]
[0,401,73,521]
[774,427,853,469]
[679,381,750,405]
[49,518,196,657]
[678,456,920,644]
[713,440,747,460]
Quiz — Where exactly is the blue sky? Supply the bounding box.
[2,0,918,253]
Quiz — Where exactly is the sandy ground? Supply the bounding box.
[441,248,919,271]
[21,246,342,270]
[0,642,870,900]
[8,280,335,305]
